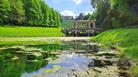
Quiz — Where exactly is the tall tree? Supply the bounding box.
[91,0,138,29]
[9,0,25,25]
[40,0,49,26]
[24,0,42,26]
[0,0,61,27]
[109,0,138,26]
[91,0,111,29]
[48,8,54,26]
[56,12,61,27]
[0,0,11,24]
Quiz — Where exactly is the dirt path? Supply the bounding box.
[0,37,91,42]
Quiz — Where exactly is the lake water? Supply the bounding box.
[0,41,96,77]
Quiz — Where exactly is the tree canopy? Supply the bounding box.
[0,0,61,27]
[90,0,138,29]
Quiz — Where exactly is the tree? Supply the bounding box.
[51,8,56,27]
[24,0,42,26]
[40,0,49,26]
[0,0,61,27]
[57,12,61,27]
[84,13,91,20]
[91,0,138,29]
[0,0,11,24]
[76,13,84,20]
[48,8,54,26]
[9,0,25,25]
[91,0,111,29]
[109,0,138,26]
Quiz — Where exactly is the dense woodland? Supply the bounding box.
[0,0,61,27]
[84,0,138,30]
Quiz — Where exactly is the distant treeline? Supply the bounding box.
[0,0,61,27]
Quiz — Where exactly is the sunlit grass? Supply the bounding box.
[130,65,138,77]
[0,26,64,45]
[0,26,64,37]
[91,28,138,59]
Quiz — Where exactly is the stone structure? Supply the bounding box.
[62,20,100,36]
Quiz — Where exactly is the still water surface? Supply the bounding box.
[0,42,95,77]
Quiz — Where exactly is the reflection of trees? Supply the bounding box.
[0,49,48,77]
[25,60,48,73]
[0,59,26,77]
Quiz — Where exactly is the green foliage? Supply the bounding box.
[130,65,138,77]
[9,0,25,25]
[61,20,74,28]
[0,0,61,27]
[92,28,138,59]
[24,0,42,25]
[83,13,91,20]
[0,0,11,24]
[91,0,138,29]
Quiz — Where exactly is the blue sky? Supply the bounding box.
[45,0,94,17]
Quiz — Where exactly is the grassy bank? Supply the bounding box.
[91,28,138,60]
[91,28,138,76]
[0,26,64,37]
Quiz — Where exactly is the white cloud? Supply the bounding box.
[61,10,76,17]
[84,11,93,15]
[73,0,83,4]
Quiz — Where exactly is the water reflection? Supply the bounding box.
[0,47,48,77]
[21,53,92,77]
[0,41,96,77]
[27,42,94,51]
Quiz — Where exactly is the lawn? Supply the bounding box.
[91,28,138,60]
[0,26,64,37]
[0,26,64,45]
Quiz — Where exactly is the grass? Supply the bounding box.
[0,26,64,45]
[130,65,138,77]
[91,28,138,76]
[0,26,64,37]
[91,28,138,60]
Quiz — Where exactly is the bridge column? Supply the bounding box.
[93,22,96,29]
[76,22,79,36]
[88,22,91,36]
[92,21,96,36]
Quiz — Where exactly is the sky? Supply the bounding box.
[45,0,94,17]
